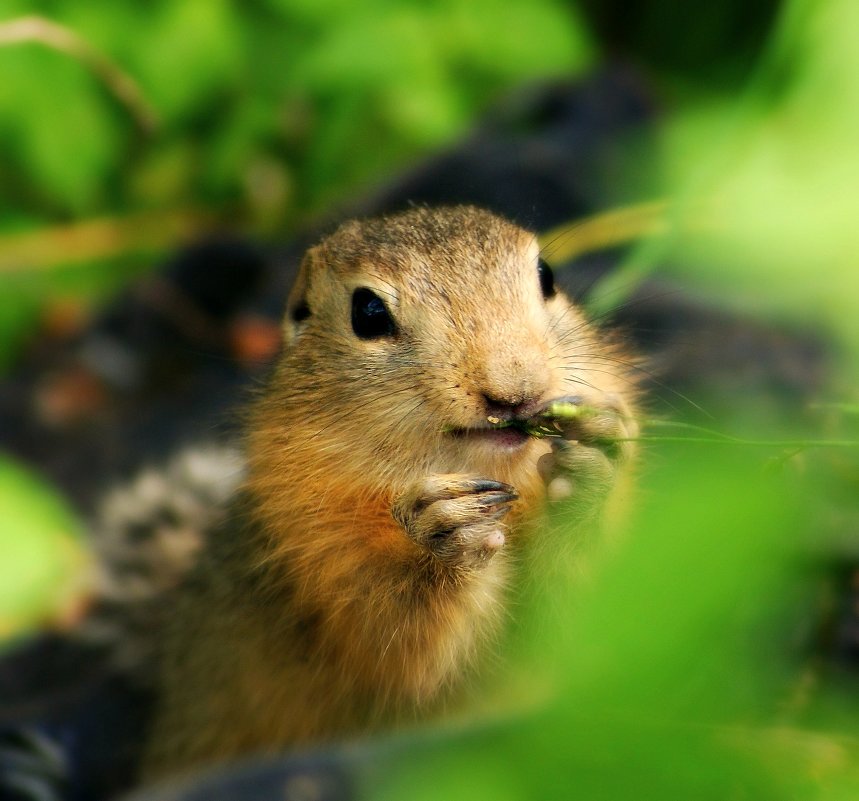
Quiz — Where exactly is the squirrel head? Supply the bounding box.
[250,206,629,497]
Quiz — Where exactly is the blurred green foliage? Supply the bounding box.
[638,0,859,363]
[0,0,590,371]
[367,446,834,801]
[0,455,91,640]
[0,0,590,225]
[337,424,859,801]
[3,0,859,798]
[589,0,859,380]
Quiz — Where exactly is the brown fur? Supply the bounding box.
[142,206,637,778]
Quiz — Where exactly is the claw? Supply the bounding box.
[476,491,519,507]
[470,479,515,495]
[393,474,518,569]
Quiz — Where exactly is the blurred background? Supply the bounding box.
[2,0,859,799]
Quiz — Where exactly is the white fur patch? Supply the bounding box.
[83,444,245,671]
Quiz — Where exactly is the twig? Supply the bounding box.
[0,15,159,133]
[538,199,672,264]
[622,418,859,450]
[0,209,220,273]
[617,435,859,449]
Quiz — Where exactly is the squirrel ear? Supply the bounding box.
[283,248,316,345]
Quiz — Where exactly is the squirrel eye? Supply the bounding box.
[351,288,396,339]
[538,258,556,299]
[290,301,311,323]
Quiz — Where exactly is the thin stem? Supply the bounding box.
[0,15,159,133]
[617,435,859,449]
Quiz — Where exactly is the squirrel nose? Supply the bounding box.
[475,337,551,419]
[481,392,539,421]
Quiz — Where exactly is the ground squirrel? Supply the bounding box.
[141,206,638,779]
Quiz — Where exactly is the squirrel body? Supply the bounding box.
[142,206,637,778]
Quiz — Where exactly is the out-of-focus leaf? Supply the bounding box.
[0,46,121,213]
[0,456,93,644]
[285,0,591,208]
[437,0,594,80]
[643,0,859,363]
[362,444,830,801]
[125,0,242,124]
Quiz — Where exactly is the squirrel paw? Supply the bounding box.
[392,475,517,569]
[537,394,635,504]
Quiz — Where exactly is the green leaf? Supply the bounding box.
[0,455,92,643]
[0,46,121,213]
[125,0,243,123]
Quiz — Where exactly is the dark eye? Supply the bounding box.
[290,301,310,323]
[537,258,556,299]
[351,288,396,339]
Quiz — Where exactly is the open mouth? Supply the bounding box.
[447,425,532,448]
